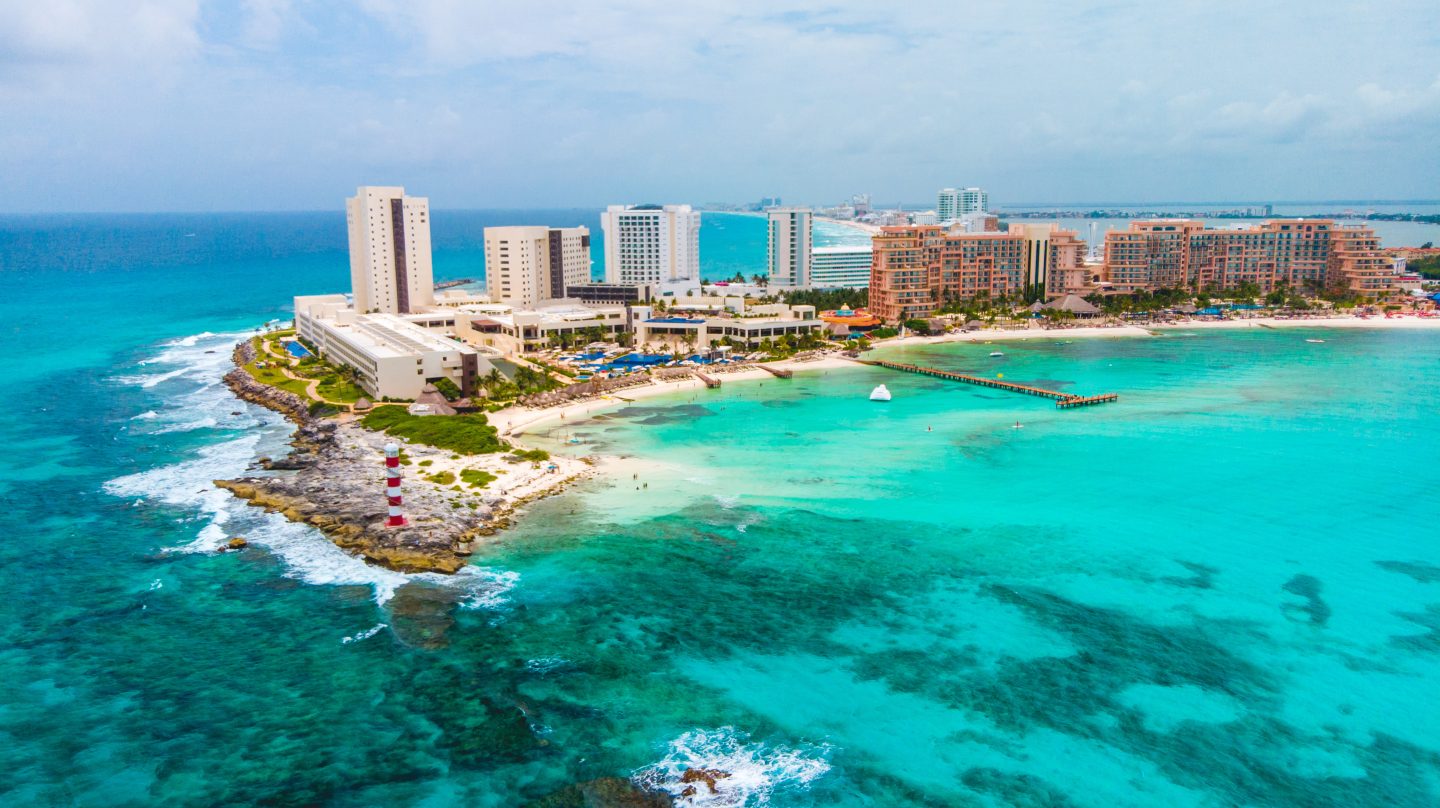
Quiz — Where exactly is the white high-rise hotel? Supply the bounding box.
[937,187,989,223]
[767,207,813,288]
[483,226,591,308]
[346,186,435,314]
[601,204,700,284]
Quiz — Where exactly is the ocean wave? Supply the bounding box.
[342,623,388,644]
[106,328,522,606]
[634,727,832,807]
[451,565,522,609]
[524,656,570,675]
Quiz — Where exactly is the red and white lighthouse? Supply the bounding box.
[384,443,406,527]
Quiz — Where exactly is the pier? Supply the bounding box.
[1056,393,1119,409]
[695,371,722,388]
[757,365,793,379]
[858,359,1117,409]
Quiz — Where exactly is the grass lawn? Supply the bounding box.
[243,339,312,398]
[315,374,367,403]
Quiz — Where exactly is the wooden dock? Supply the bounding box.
[695,371,722,388]
[757,365,793,378]
[1056,393,1119,409]
[859,359,1117,409]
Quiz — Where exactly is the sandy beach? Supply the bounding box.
[493,313,1440,441]
[491,355,858,439]
[816,215,881,235]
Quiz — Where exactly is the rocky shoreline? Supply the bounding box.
[213,339,591,574]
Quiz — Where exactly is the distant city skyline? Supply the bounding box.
[1,1,1437,213]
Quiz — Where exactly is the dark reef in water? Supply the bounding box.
[1376,560,1440,584]
[1391,604,1440,653]
[1282,574,1332,626]
[1163,560,1219,589]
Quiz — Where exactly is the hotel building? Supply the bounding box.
[483,226,591,308]
[294,295,486,400]
[869,223,1084,321]
[346,186,434,314]
[1009,223,1088,301]
[937,187,988,223]
[632,303,824,349]
[767,207,813,288]
[1102,219,1393,297]
[810,245,874,289]
[601,204,701,284]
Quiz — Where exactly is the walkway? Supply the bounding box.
[859,359,1118,409]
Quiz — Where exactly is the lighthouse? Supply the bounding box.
[384,443,406,527]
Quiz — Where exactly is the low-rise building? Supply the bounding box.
[632,304,823,349]
[455,302,631,354]
[294,294,490,400]
[565,282,655,305]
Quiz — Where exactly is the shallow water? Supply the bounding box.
[4,213,1439,805]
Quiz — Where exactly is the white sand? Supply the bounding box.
[492,313,1440,438]
[490,355,858,438]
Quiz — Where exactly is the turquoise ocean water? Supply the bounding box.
[2,212,1438,806]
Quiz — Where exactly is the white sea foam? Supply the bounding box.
[342,623,388,644]
[106,329,524,607]
[106,328,527,604]
[634,727,832,807]
[712,494,741,510]
[450,566,522,609]
[525,656,570,675]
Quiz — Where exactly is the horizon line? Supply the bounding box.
[1,198,1438,217]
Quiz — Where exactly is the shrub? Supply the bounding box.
[361,408,508,455]
[511,448,550,463]
[427,470,456,485]
[432,377,462,400]
[459,469,497,488]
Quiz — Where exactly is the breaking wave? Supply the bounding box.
[634,727,832,807]
[103,330,520,606]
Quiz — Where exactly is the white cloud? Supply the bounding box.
[0,0,1437,209]
[0,0,200,95]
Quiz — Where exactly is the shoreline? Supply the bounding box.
[492,313,1440,436]
[213,341,593,574]
[489,356,858,438]
[216,314,1440,572]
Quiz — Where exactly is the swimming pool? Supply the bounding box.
[284,341,311,358]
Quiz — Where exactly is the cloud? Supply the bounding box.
[0,0,1436,210]
[0,0,200,93]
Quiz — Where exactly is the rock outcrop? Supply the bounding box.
[223,367,311,425]
[215,339,587,575]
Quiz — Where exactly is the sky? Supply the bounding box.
[1,0,1437,213]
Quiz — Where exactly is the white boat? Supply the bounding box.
[1305,338,1325,344]
[989,351,1005,357]
[869,384,892,402]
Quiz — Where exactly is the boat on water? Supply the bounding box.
[989,351,1005,357]
[1306,339,1326,344]
[870,384,892,402]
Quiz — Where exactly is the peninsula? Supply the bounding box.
[214,186,1440,575]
